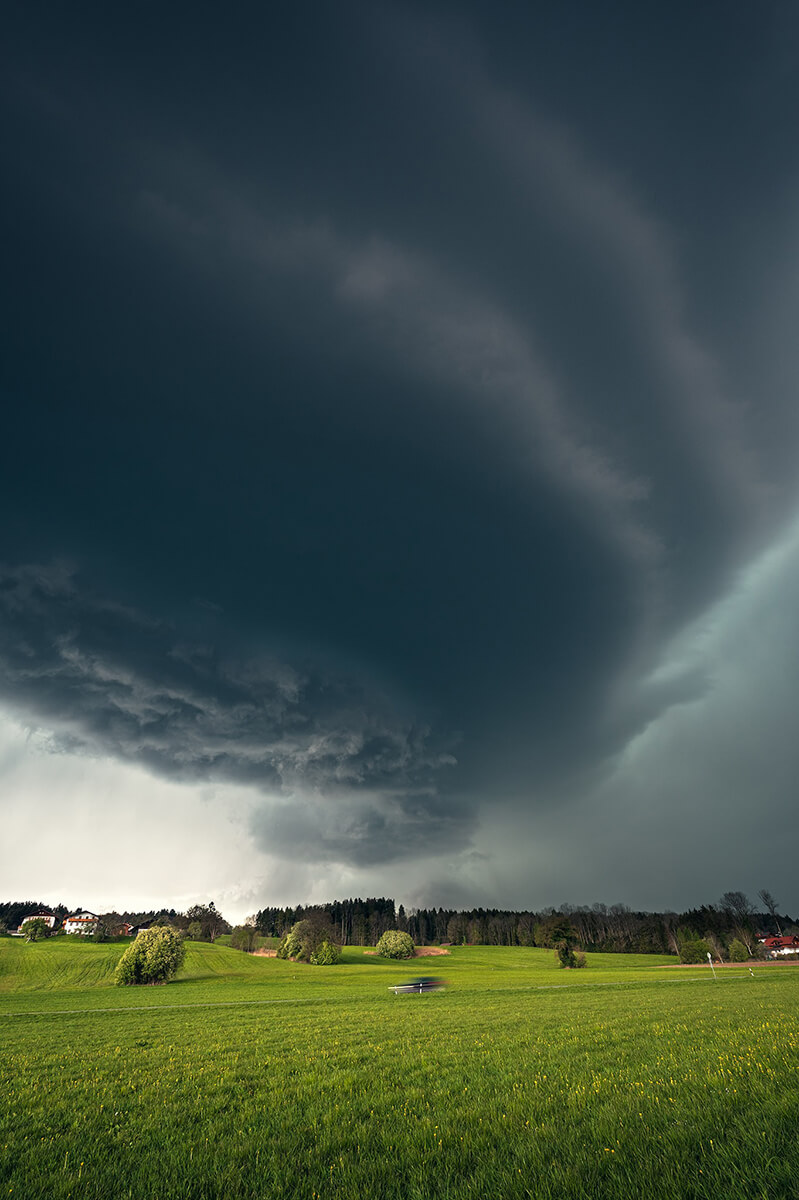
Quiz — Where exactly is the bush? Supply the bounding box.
[276,927,302,960]
[575,952,587,968]
[310,940,341,965]
[230,925,258,952]
[543,919,580,968]
[375,930,415,959]
[115,926,186,986]
[22,918,48,943]
[729,938,749,962]
[677,930,711,964]
[277,918,341,965]
[556,942,577,968]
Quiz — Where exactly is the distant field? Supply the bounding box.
[1,940,797,1199]
[212,934,280,951]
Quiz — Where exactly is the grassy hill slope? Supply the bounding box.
[0,936,680,992]
[0,936,270,994]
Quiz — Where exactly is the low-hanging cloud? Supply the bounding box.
[0,561,463,864]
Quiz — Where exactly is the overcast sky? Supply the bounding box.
[3,3,799,921]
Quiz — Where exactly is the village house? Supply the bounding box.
[62,912,100,936]
[105,920,136,937]
[16,912,58,935]
[759,935,799,957]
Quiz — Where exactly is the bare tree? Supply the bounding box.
[662,913,680,956]
[758,888,782,935]
[719,891,756,956]
[719,891,755,922]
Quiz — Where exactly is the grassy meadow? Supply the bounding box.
[2,939,798,1199]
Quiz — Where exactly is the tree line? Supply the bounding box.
[3,888,795,958]
[253,888,795,956]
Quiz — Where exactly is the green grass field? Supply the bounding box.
[2,939,798,1199]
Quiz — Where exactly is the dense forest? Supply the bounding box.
[253,893,796,957]
[3,891,795,958]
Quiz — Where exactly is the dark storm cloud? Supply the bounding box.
[0,563,463,863]
[2,3,799,907]
[120,106,794,789]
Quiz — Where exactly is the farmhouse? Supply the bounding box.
[759,935,799,957]
[17,913,58,934]
[63,912,100,936]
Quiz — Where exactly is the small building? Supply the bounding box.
[17,912,58,934]
[760,935,799,957]
[63,912,99,936]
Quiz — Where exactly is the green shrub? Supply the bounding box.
[541,919,580,968]
[677,929,711,964]
[375,930,415,959]
[115,926,186,986]
[22,918,48,943]
[277,918,341,964]
[729,938,749,962]
[310,939,341,965]
[556,943,577,968]
[230,925,258,952]
[276,927,304,960]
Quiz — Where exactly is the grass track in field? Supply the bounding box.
[1,940,797,1199]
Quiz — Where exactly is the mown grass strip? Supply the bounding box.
[4,996,319,1017]
[2,967,775,1017]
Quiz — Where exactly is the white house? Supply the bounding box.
[63,911,99,936]
[17,912,58,933]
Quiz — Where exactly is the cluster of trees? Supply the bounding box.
[674,890,787,963]
[98,902,231,942]
[276,913,342,965]
[230,924,259,952]
[273,922,418,967]
[0,900,232,943]
[255,898,398,945]
[181,903,230,942]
